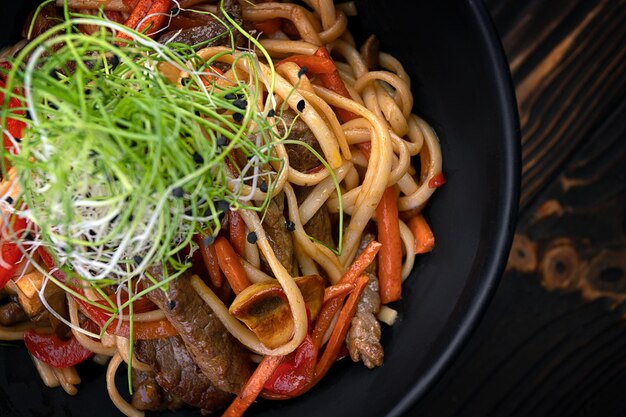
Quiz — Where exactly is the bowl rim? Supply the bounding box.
[386,2,521,416]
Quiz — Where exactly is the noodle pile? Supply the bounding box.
[0,0,443,415]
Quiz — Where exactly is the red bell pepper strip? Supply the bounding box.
[277,55,336,74]
[73,296,178,340]
[262,334,317,398]
[24,325,95,368]
[37,248,176,339]
[0,217,29,289]
[428,172,446,188]
[313,47,359,123]
[376,186,403,304]
[1,78,26,154]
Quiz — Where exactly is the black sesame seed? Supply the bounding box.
[172,187,184,198]
[193,152,204,164]
[232,99,247,110]
[170,7,180,15]
[110,214,119,223]
[267,109,276,117]
[259,181,268,193]
[297,67,309,78]
[89,150,98,158]
[15,138,22,143]
[297,99,306,112]
[168,299,177,310]
[25,110,32,120]
[286,220,296,232]
[233,112,244,123]
[109,54,120,69]
[203,235,215,246]
[217,135,229,146]
[181,77,192,86]
[247,232,258,244]
[133,255,143,264]
[128,214,134,221]
[130,140,137,148]
[24,233,35,241]
[89,229,96,236]
[216,199,230,213]
[49,69,59,80]
[5,196,13,205]
[225,93,237,100]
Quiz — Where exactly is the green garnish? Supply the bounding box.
[2,13,283,286]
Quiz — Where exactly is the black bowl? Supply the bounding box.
[0,1,520,416]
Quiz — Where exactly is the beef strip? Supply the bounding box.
[280,110,324,172]
[22,3,60,40]
[260,193,294,275]
[346,273,384,368]
[134,336,233,414]
[158,0,245,49]
[346,233,384,368]
[131,369,185,412]
[147,271,251,394]
[296,186,334,248]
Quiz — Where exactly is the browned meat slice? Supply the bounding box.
[22,3,60,40]
[360,34,380,70]
[134,336,233,414]
[346,273,384,368]
[147,272,251,394]
[295,186,334,248]
[260,193,294,274]
[158,0,245,49]
[280,110,323,172]
[131,369,185,412]
[0,301,27,326]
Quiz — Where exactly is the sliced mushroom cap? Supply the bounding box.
[229,275,325,349]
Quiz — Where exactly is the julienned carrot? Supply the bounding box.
[376,186,402,304]
[408,214,435,254]
[118,0,173,41]
[313,47,359,122]
[311,240,381,349]
[223,355,284,417]
[214,236,251,294]
[313,275,369,380]
[229,211,246,257]
[323,282,355,303]
[195,235,223,288]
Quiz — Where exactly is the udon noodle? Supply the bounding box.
[0,0,444,415]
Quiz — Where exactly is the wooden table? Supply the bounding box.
[410,0,626,415]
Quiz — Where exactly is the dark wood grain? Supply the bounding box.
[411,0,626,416]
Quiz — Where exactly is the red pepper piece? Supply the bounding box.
[428,172,446,188]
[1,78,26,154]
[23,323,96,368]
[263,334,317,397]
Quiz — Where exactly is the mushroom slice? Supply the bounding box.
[229,275,325,349]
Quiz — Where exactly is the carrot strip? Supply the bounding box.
[313,47,359,122]
[313,275,369,380]
[119,0,173,41]
[376,186,403,304]
[408,214,435,254]
[214,236,252,294]
[323,282,355,303]
[311,240,381,349]
[229,211,246,257]
[222,355,284,417]
[195,235,223,288]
